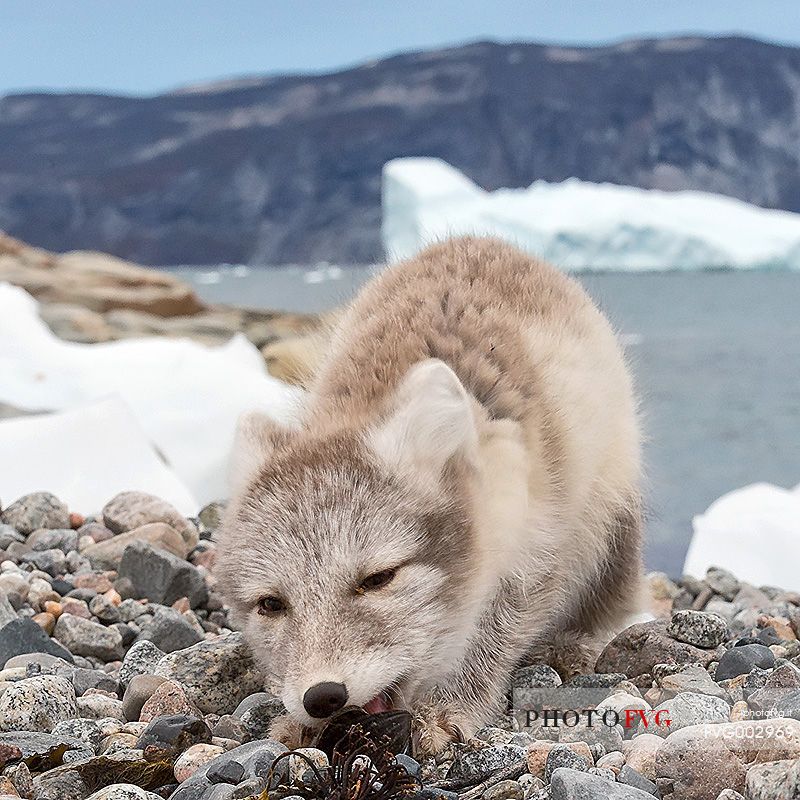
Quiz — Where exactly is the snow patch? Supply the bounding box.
[0,284,302,508]
[684,482,800,588]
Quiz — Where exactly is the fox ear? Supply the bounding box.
[228,411,290,494]
[368,359,476,481]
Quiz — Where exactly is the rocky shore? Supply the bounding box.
[0,233,324,387]
[0,490,797,799]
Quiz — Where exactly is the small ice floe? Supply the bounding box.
[0,283,302,504]
[684,481,800,587]
[303,264,344,284]
[196,270,222,285]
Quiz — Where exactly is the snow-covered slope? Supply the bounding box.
[382,158,800,270]
[0,284,302,508]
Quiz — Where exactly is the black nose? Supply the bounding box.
[303,681,349,718]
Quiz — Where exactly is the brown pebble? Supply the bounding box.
[692,586,714,610]
[104,588,122,606]
[69,512,85,529]
[172,597,191,614]
[527,741,592,778]
[31,612,56,635]
[72,573,113,592]
[43,601,62,618]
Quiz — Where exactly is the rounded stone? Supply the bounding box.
[122,674,169,722]
[139,679,202,723]
[153,632,263,715]
[544,744,591,781]
[668,610,729,648]
[136,713,212,762]
[715,644,776,682]
[0,675,78,732]
[174,742,225,782]
[1,493,70,535]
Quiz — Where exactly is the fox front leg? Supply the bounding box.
[412,582,531,756]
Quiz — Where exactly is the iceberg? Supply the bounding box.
[684,482,800,587]
[0,284,302,508]
[382,158,800,270]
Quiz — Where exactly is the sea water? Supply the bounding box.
[167,264,800,576]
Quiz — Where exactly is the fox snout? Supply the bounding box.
[302,681,349,718]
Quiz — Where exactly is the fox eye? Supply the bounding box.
[358,568,397,593]
[257,596,286,616]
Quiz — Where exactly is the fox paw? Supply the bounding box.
[268,714,314,749]
[411,704,469,758]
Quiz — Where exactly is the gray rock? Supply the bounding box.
[76,693,125,720]
[170,738,288,798]
[136,713,211,761]
[705,567,741,601]
[568,673,629,688]
[136,606,204,652]
[658,664,731,700]
[85,784,163,800]
[118,640,165,688]
[122,674,169,721]
[618,765,658,795]
[545,744,591,781]
[53,614,124,661]
[4,652,71,671]
[0,730,84,768]
[596,620,715,678]
[198,502,226,534]
[154,632,263,715]
[715,643,776,682]
[550,767,657,799]
[89,594,120,623]
[0,618,74,667]
[745,758,800,800]
[1,493,70,535]
[0,524,25,549]
[447,744,525,782]
[0,674,77,732]
[27,528,78,553]
[61,666,120,697]
[715,791,745,800]
[482,779,524,800]
[667,610,728,648]
[84,523,190,570]
[31,769,87,800]
[20,548,67,577]
[52,718,104,750]
[641,692,730,737]
[237,697,285,740]
[117,599,148,623]
[102,491,198,546]
[118,541,207,608]
[0,592,17,629]
[212,714,248,742]
[513,664,563,689]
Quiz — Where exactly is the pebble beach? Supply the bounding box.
[0,490,797,800]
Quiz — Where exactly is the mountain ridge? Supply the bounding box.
[2,35,799,264]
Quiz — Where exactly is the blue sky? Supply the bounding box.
[1,0,798,96]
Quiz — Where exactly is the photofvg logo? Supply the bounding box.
[518,706,672,732]
[513,687,673,733]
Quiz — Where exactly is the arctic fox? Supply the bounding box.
[215,237,643,754]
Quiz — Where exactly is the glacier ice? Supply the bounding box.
[0,283,302,509]
[382,158,800,270]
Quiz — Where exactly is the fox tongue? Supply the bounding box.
[363,692,392,714]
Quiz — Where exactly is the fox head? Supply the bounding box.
[215,360,483,727]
